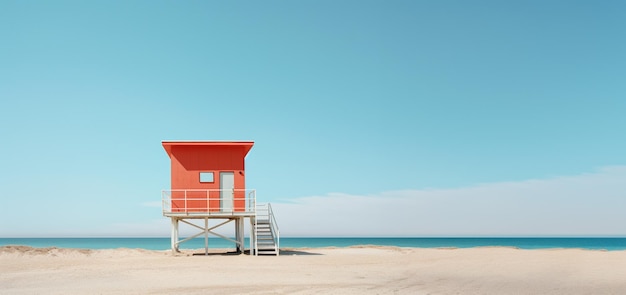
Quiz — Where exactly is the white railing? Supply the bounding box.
[267,203,280,254]
[162,189,256,215]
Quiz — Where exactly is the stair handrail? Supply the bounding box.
[250,204,259,256]
[267,203,280,255]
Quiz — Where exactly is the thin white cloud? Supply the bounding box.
[271,166,626,237]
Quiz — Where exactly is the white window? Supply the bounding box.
[199,172,214,183]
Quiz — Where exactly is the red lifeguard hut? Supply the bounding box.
[161,140,279,255]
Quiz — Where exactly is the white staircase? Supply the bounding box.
[254,203,280,255]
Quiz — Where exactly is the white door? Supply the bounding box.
[220,172,234,212]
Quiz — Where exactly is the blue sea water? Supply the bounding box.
[1,237,626,251]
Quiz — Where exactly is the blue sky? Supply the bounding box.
[1,1,625,237]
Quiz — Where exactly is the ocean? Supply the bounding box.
[2,237,626,251]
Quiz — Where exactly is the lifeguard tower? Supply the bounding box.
[161,140,279,255]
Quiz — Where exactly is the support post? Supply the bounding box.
[204,217,209,256]
[241,217,246,253]
[235,218,244,253]
[171,218,179,254]
[234,218,240,253]
[250,217,256,256]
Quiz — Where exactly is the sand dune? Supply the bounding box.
[2,246,626,294]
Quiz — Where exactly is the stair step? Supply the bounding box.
[257,251,278,255]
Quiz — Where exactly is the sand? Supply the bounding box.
[1,246,626,294]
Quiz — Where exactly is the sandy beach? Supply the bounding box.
[1,246,625,294]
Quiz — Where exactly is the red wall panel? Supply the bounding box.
[164,142,252,213]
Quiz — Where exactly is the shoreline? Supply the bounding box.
[1,244,623,254]
[3,237,626,251]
